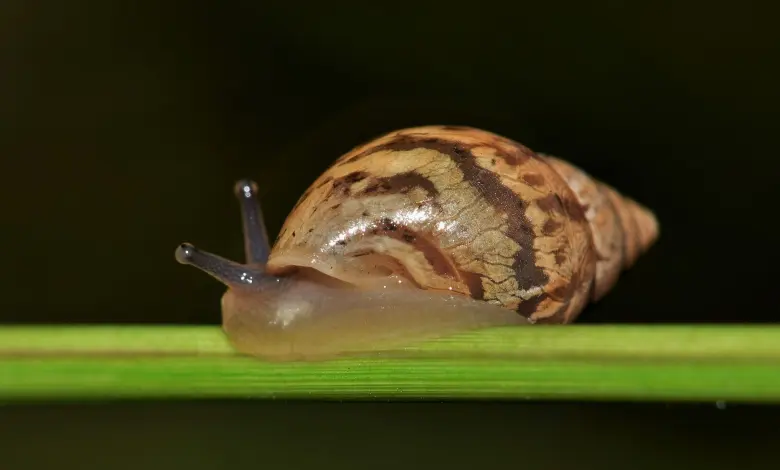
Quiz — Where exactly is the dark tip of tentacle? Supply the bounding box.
[234,179,259,200]
[175,242,196,265]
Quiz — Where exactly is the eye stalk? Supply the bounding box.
[233,178,270,265]
[174,179,274,289]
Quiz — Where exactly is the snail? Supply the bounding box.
[175,125,658,361]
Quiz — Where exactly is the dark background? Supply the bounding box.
[2,1,779,469]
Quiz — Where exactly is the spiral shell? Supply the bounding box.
[266,126,658,324]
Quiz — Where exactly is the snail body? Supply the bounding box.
[176,126,658,361]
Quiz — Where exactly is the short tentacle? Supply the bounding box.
[175,243,266,288]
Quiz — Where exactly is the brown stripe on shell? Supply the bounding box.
[316,175,334,188]
[516,292,549,317]
[522,173,546,187]
[366,217,458,279]
[540,259,589,324]
[330,171,371,196]
[542,219,563,236]
[553,247,567,266]
[361,171,440,197]
[535,193,588,223]
[326,169,440,200]
[349,133,549,313]
[597,184,626,273]
[339,128,533,168]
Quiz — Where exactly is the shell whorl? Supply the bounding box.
[540,155,659,301]
[267,126,658,323]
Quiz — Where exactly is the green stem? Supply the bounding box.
[2,324,780,402]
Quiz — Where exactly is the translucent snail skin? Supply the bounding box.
[175,126,659,361]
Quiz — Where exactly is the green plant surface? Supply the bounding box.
[1,324,780,402]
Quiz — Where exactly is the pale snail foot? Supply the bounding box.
[220,276,530,362]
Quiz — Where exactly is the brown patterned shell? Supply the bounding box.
[266,126,658,324]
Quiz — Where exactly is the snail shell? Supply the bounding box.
[176,125,658,360]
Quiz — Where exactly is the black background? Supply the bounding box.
[2,1,779,469]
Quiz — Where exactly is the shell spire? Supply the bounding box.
[612,193,660,268]
[540,155,659,301]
